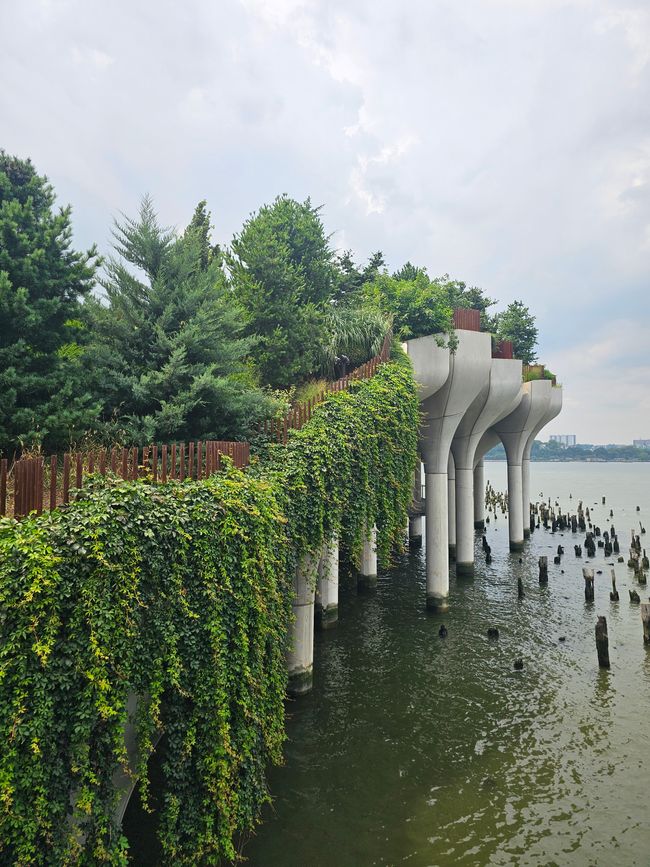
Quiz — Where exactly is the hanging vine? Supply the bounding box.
[0,345,419,865]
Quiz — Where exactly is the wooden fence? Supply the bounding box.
[452,308,481,332]
[262,330,393,444]
[492,340,514,359]
[1,332,393,519]
[1,440,250,520]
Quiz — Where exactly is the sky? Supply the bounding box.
[1,0,649,444]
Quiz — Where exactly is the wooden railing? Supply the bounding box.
[452,308,481,332]
[1,440,250,520]
[263,331,393,444]
[1,333,394,518]
[492,340,514,359]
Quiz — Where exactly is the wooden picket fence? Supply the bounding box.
[0,440,250,520]
[262,331,393,444]
[1,332,393,519]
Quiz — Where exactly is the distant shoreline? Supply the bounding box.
[484,458,650,463]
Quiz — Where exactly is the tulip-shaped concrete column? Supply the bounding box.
[287,552,318,695]
[522,385,563,535]
[473,461,485,529]
[451,358,523,575]
[359,524,378,589]
[406,331,492,609]
[491,380,553,551]
[448,453,456,560]
[316,538,339,628]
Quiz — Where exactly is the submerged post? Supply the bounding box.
[595,616,610,668]
[583,567,595,602]
[538,556,548,584]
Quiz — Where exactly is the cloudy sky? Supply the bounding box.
[2,0,649,443]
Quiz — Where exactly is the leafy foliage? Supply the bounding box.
[228,196,336,389]
[0,152,100,456]
[318,306,389,377]
[494,300,539,365]
[0,349,419,864]
[362,271,454,340]
[87,197,275,443]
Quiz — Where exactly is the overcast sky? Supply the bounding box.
[2,0,649,444]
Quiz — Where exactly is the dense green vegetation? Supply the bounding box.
[0,350,419,865]
[0,153,541,457]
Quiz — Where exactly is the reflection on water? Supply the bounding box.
[126,463,650,866]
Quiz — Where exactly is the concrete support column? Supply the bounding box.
[287,553,317,695]
[425,472,449,611]
[316,538,339,629]
[474,461,485,529]
[359,524,377,589]
[409,515,423,545]
[447,453,456,560]
[455,466,474,577]
[507,462,525,552]
[522,457,531,539]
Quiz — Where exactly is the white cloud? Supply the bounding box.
[1,0,649,440]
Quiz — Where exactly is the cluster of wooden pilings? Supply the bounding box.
[485,486,650,669]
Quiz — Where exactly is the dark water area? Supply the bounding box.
[126,463,650,866]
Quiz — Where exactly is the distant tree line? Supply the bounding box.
[485,440,650,462]
[0,151,541,456]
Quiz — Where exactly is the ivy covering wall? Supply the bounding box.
[0,346,419,865]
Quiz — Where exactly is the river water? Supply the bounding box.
[240,462,650,867]
[124,462,650,866]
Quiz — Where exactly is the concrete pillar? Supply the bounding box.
[507,462,525,552]
[455,466,475,576]
[409,515,423,545]
[447,452,456,560]
[287,553,317,695]
[521,385,563,537]
[522,457,531,538]
[425,471,449,610]
[316,538,339,629]
[474,461,485,529]
[359,524,377,589]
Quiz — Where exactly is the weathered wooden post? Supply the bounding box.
[641,603,650,644]
[517,575,525,599]
[583,567,595,602]
[609,570,619,602]
[629,588,641,603]
[538,556,548,584]
[595,616,610,668]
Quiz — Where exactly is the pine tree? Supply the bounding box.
[0,152,100,455]
[88,197,275,443]
[228,195,336,389]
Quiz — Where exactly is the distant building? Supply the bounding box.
[549,434,577,447]
[633,439,650,448]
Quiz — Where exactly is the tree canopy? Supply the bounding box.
[0,152,100,456]
[494,300,539,364]
[228,195,336,389]
[86,197,275,443]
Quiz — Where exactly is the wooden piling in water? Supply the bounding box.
[583,567,595,602]
[538,556,548,584]
[595,616,610,668]
[641,603,650,644]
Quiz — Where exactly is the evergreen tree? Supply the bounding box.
[494,300,539,364]
[88,197,274,443]
[0,152,100,455]
[228,195,336,389]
